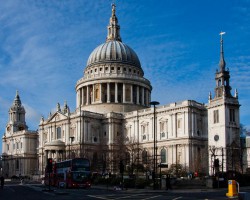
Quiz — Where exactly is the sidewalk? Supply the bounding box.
[91,184,250,194]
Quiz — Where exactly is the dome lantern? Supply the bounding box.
[106,3,122,42]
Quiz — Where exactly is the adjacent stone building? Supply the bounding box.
[2,91,38,177]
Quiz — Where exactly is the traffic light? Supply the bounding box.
[47,158,53,173]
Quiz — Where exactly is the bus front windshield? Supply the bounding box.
[72,172,90,183]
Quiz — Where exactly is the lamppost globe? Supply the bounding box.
[150,101,160,106]
[150,101,159,190]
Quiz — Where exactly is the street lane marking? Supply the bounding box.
[114,194,146,199]
[88,195,110,199]
[142,195,162,199]
[172,197,183,200]
[88,194,162,200]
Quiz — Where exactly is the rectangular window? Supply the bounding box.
[230,109,235,122]
[213,110,219,124]
[177,119,182,129]
[57,127,62,139]
[160,122,165,133]
[141,125,146,134]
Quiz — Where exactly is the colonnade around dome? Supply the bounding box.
[76,82,151,111]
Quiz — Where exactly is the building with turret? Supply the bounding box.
[2,91,38,177]
[37,4,241,176]
[207,33,241,175]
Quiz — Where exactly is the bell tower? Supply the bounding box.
[207,32,240,175]
[6,91,27,135]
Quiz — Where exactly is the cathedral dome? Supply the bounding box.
[86,4,141,70]
[87,40,141,69]
[75,4,152,114]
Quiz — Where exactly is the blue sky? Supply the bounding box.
[0,0,250,152]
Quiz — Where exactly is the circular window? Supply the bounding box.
[214,135,219,141]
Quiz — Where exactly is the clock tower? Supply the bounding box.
[207,33,240,175]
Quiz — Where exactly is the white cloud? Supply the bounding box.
[23,103,41,131]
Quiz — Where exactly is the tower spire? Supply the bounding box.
[219,31,226,71]
[106,3,122,42]
[13,90,21,106]
[213,32,233,99]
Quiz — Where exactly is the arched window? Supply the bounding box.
[142,150,148,164]
[95,87,99,100]
[161,149,167,163]
[218,79,222,86]
[57,127,61,139]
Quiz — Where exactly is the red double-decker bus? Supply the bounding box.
[45,158,91,188]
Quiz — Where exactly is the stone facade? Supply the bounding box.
[207,33,241,175]
[37,4,241,176]
[1,91,38,177]
[1,4,242,178]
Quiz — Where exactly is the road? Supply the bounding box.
[1,182,249,200]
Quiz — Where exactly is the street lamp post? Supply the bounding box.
[150,101,159,190]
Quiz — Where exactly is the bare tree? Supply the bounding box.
[125,137,144,175]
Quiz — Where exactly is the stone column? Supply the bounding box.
[142,87,145,106]
[82,88,84,105]
[48,150,52,159]
[123,83,126,103]
[144,89,147,106]
[192,111,195,137]
[109,121,113,144]
[76,90,79,108]
[100,83,102,103]
[137,86,140,105]
[86,86,89,105]
[45,150,48,160]
[107,83,110,103]
[130,85,133,103]
[92,84,95,104]
[79,88,82,106]
[55,125,57,140]
[115,82,118,103]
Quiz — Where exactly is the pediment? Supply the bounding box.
[140,120,149,125]
[158,117,167,122]
[47,112,68,123]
